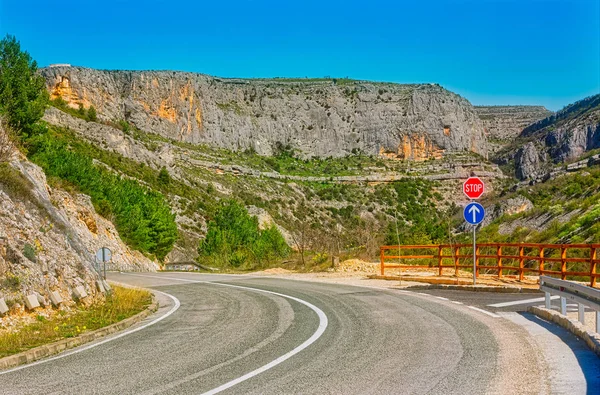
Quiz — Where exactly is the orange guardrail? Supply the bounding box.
[380,243,599,287]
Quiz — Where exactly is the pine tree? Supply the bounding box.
[0,34,48,137]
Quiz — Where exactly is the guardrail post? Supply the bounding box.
[438,245,443,276]
[497,245,503,279]
[560,297,567,315]
[519,246,525,281]
[578,304,585,325]
[545,292,551,309]
[591,246,597,287]
[454,246,460,277]
[596,311,599,333]
[380,247,385,276]
[561,246,567,280]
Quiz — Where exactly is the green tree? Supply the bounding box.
[198,200,290,268]
[0,35,48,137]
[157,166,171,187]
[87,105,97,122]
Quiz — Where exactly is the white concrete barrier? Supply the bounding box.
[24,294,40,310]
[73,286,88,300]
[49,291,63,306]
[0,298,8,315]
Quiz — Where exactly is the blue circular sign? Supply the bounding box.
[464,202,485,225]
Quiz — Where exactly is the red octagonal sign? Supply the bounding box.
[463,177,485,200]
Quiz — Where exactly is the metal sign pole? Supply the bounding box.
[102,248,107,280]
[473,225,476,285]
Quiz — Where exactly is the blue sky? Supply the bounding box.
[1,0,598,111]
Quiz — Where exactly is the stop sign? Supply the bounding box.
[463,177,485,200]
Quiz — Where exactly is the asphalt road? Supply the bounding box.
[1,273,598,394]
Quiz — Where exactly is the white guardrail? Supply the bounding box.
[540,275,600,333]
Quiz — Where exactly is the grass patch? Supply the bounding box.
[0,285,151,358]
[0,162,34,201]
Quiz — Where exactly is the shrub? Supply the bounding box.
[198,200,290,268]
[23,243,36,262]
[157,166,171,187]
[118,119,130,133]
[87,106,97,122]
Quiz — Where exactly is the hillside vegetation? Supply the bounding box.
[25,126,178,260]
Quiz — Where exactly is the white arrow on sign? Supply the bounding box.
[468,204,481,223]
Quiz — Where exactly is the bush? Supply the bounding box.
[157,166,170,187]
[198,200,290,268]
[87,106,97,122]
[23,243,36,262]
[118,119,130,133]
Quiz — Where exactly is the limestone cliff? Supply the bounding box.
[475,105,551,154]
[41,66,488,160]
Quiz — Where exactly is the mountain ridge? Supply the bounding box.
[40,66,488,161]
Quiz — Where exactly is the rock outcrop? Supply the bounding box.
[41,66,488,160]
[515,142,544,180]
[475,105,552,141]
[512,95,600,180]
[0,156,101,324]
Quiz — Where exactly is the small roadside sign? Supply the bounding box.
[463,177,485,200]
[464,202,485,225]
[95,247,112,263]
[95,247,112,280]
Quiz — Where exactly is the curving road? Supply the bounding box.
[1,272,597,394]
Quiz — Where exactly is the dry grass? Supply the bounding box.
[0,285,152,358]
[0,117,15,163]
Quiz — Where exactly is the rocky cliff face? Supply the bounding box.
[40,66,488,160]
[511,95,600,180]
[475,105,551,143]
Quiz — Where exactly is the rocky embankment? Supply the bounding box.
[41,66,487,160]
[0,139,157,328]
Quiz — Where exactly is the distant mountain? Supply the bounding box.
[40,66,488,160]
[474,105,552,154]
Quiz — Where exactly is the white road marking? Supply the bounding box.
[435,296,449,301]
[467,306,501,318]
[487,296,559,308]
[120,273,329,395]
[451,301,463,305]
[0,289,180,375]
[416,292,429,296]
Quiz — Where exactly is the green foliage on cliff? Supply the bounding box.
[198,200,290,268]
[25,129,178,260]
[383,179,456,245]
[0,35,48,137]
